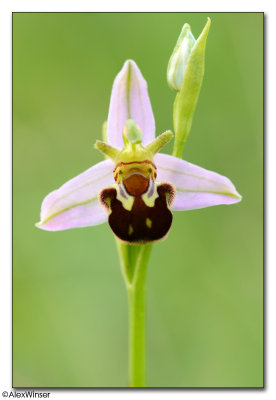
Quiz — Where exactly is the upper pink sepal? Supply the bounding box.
[106,60,155,148]
[36,159,114,231]
[155,153,241,211]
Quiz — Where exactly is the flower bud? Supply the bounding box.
[167,24,196,92]
[169,18,211,158]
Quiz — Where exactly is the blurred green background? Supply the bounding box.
[13,13,263,387]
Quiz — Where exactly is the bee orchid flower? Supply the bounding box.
[36,60,241,243]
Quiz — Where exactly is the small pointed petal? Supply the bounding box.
[155,153,241,211]
[94,140,120,160]
[146,130,173,155]
[36,160,114,231]
[106,60,155,148]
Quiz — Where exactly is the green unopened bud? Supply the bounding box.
[169,18,211,158]
[167,24,196,92]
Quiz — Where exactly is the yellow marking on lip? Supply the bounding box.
[128,225,134,235]
[145,218,152,228]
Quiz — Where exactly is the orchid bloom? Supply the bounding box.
[36,60,241,243]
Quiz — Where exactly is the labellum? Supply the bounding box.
[96,119,175,244]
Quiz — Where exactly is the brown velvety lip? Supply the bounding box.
[123,173,149,197]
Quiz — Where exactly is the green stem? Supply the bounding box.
[171,92,194,158]
[116,240,152,387]
[172,138,187,158]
